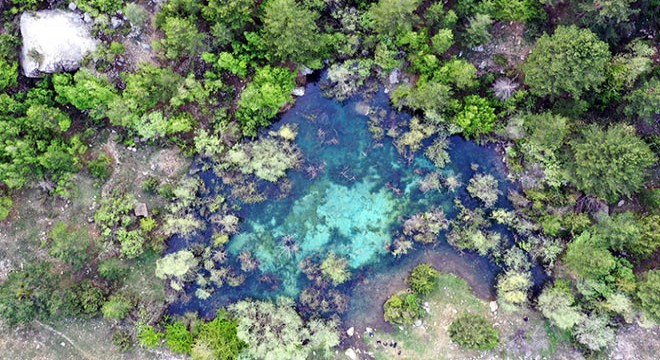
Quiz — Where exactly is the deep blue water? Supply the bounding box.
[167,80,528,318]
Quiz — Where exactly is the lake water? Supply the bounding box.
[168,79,522,319]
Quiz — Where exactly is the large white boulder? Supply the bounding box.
[20,10,98,78]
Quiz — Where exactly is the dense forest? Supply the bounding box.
[0,0,658,359]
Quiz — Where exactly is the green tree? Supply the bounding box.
[235,66,295,136]
[464,13,493,47]
[261,0,322,65]
[230,298,339,360]
[407,263,440,295]
[367,0,423,37]
[574,314,615,351]
[453,95,497,138]
[383,292,425,325]
[158,17,208,60]
[523,26,610,98]
[448,313,499,350]
[564,232,616,279]
[569,124,656,202]
[637,270,660,321]
[594,212,660,258]
[537,283,584,330]
[191,310,246,360]
[624,77,659,123]
[102,294,133,320]
[53,68,118,121]
[496,270,532,310]
[47,222,91,269]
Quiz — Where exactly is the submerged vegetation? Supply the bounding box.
[0,0,658,359]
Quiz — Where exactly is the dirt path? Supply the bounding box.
[34,321,94,360]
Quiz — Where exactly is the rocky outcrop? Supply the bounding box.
[20,10,98,78]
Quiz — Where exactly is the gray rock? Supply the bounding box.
[134,203,148,218]
[68,2,77,10]
[20,10,98,78]
[347,327,354,337]
[299,66,313,76]
[490,301,498,313]
[83,12,92,23]
[388,68,400,85]
[110,16,124,29]
[345,348,357,360]
[291,87,305,97]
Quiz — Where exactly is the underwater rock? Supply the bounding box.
[20,10,98,77]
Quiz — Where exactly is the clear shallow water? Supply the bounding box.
[168,80,519,317]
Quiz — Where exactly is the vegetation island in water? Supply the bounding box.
[0,0,658,359]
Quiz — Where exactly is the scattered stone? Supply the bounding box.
[345,348,357,360]
[83,13,92,23]
[389,68,400,85]
[68,2,77,10]
[20,10,98,77]
[347,327,355,337]
[617,200,625,207]
[134,203,148,218]
[413,319,422,327]
[110,16,124,29]
[292,87,305,97]
[490,301,498,313]
[300,66,314,76]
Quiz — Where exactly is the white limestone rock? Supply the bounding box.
[20,10,98,78]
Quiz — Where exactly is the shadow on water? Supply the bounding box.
[167,78,546,321]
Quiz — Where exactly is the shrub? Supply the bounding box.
[137,325,163,348]
[574,315,615,351]
[569,124,655,202]
[564,232,616,279]
[448,313,499,350]
[112,331,134,351]
[88,153,113,181]
[496,270,532,310]
[191,310,246,360]
[637,270,660,321]
[102,294,133,320]
[407,263,440,295]
[0,196,12,220]
[453,95,496,138]
[48,222,91,269]
[98,257,129,280]
[383,292,425,325]
[165,321,194,354]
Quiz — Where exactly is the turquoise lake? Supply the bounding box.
[168,79,523,319]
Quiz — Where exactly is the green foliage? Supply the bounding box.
[574,314,615,351]
[383,292,425,325]
[47,222,91,269]
[98,257,129,280]
[624,77,659,123]
[124,3,149,29]
[496,270,532,310]
[391,79,455,115]
[0,262,59,326]
[453,95,497,138]
[324,59,373,101]
[71,280,106,318]
[467,173,500,208]
[235,66,295,136]
[88,153,113,181]
[448,313,499,350]
[367,0,423,37]
[112,331,134,351]
[425,137,451,169]
[76,0,123,15]
[538,281,584,330]
[594,212,660,258]
[230,298,339,359]
[431,29,454,54]
[53,69,119,121]
[465,14,493,47]
[437,59,478,90]
[158,17,208,60]
[261,0,323,65]
[565,232,616,279]
[0,58,18,91]
[320,252,351,286]
[102,294,133,320]
[637,270,660,321]
[523,26,610,98]
[137,325,163,348]
[407,263,440,295]
[569,124,655,202]
[94,193,136,239]
[165,321,194,354]
[0,196,12,220]
[191,310,246,360]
